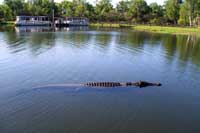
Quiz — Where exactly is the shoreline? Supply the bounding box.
[1,22,200,35]
[90,23,200,35]
[0,21,15,26]
[132,25,200,35]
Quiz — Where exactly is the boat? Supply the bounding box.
[66,17,89,26]
[55,17,89,27]
[15,16,52,26]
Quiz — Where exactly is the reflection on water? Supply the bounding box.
[4,27,200,67]
[15,26,53,32]
[0,27,200,132]
[14,26,89,33]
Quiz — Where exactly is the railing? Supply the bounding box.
[15,20,51,25]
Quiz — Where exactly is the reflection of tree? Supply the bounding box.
[0,26,15,32]
[4,32,27,51]
[176,35,200,67]
[62,32,91,48]
[94,33,112,47]
[160,34,200,67]
[126,31,147,47]
[116,30,200,68]
[28,33,56,55]
[147,33,162,46]
[116,31,163,50]
[176,35,190,61]
[3,29,200,67]
[162,34,177,60]
[4,32,56,55]
[161,34,200,67]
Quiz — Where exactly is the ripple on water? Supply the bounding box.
[1,29,200,132]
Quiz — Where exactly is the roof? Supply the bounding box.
[65,17,88,19]
[16,16,49,18]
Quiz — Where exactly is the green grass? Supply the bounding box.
[1,21,199,35]
[132,25,200,35]
[90,23,200,35]
[90,23,135,28]
[90,23,120,28]
[0,21,15,25]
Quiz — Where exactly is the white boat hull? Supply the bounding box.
[15,21,52,26]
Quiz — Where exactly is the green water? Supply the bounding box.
[0,26,200,133]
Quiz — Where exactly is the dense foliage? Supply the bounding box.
[1,0,200,26]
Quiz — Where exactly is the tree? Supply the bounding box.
[164,0,180,25]
[178,2,189,26]
[149,2,164,24]
[107,9,119,22]
[4,0,25,19]
[58,0,94,20]
[1,0,200,26]
[95,0,113,22]
[195,0,200,26]
[29,0,54,16]
[184,0,198,26]
[58,1,74,17]
[74,0,87,17]
[0,4,12,21]
[116,0,129,13]
[129,0,150,23]
[84,2,95,21]
[116,0,130,21]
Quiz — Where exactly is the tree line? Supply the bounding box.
[1,0,200,26]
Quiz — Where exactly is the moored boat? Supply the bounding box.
[15,16,52,26]
[55,17,89,27]
[65,17,89,26]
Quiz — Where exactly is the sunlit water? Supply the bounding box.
[0,26,200,133]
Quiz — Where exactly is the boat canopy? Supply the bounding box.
[16,16,50,21]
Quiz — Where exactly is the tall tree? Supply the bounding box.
[95,0,113,22]
[178,2,189,25]
[165,0,180,25]
[184,0,198,26]
[30,0,54,16]
[149,2,164,24]
[59,1,75,17]
[84,2,95,21]
[4,0,25,19]
[129,0,150,23]
[0,4,12,21]
[74,0,87,17]
[116,0,130,21]
[116,0,129,13]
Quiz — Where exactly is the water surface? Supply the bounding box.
[0,26,200,133]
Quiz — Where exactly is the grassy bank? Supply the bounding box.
[90,23,120,28]
[90,23,133,28]
[132,25,200,35]
[90,23,200,35]
[0,21,199,35]
[0,21,15,25]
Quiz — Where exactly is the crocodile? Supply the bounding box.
[85,81,162,88]
[35,81,162,89]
